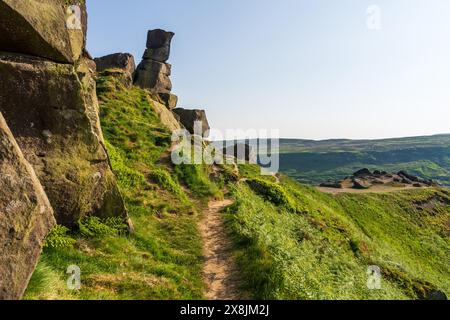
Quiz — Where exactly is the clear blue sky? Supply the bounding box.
[87,0,450,140]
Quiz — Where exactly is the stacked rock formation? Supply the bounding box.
[134,29,178,109]
[133,29,211,136]
[0,0,129,298]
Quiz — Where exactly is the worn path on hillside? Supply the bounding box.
[200,199,245,300]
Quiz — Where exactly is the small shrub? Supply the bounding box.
[106,142,147,189]
[175,164,221,198]
[44,225,76,249]
[246,179,298,212]
[349,239,360,255]
[78,216,128,238]
[149,168,187,200]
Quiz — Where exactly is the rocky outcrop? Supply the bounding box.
[0,112,55,300]
[320,169,436,190]
[0,0,87,63]
[134,29,178,109]
[0,1,127,227]
[173,108,210,136]
[353,168,372,177]
[94,53,135,88]
[94,53,136,76]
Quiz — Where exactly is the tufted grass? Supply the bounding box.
[223,164,449,299]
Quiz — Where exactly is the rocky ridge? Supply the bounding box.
[320,168,437,190]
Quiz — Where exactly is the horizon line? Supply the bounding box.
[210,132,450,143]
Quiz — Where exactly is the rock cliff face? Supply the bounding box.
[0,0,127,227]
[0,0,128,299]
[0,113,55,300]
[0,53,127,226]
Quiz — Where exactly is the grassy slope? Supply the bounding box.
[24,75,449,300]
[225,165,449,299]
[24,75,212,300]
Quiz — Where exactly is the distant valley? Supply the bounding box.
[261,134,450,187]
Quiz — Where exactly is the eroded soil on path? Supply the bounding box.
[200,199,245,300]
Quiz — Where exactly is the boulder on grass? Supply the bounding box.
[0,112,55,300]
[352,178,372,189]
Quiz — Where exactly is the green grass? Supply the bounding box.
[175,163,222,200]
[223,164,449,299]
[24,75,207,300]
[23,74,449,301]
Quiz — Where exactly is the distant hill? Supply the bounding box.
[272,135,450,187]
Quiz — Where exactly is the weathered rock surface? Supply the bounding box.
[0,112,55,300]
[319,181,343,189]
[150,97,182,133]
[99,69,134,88]
[134,29,176,109]
[320,169,436,190]
[353,168,372,177]
[158,92,178,109]
[352,177,372,189]
[142,47,170,63]
[146,29,175,51]
[134,59,172,93]
[94,53,136,76]
[173,108,210,136]
[0,0,87,63]
[0,52,127,227]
